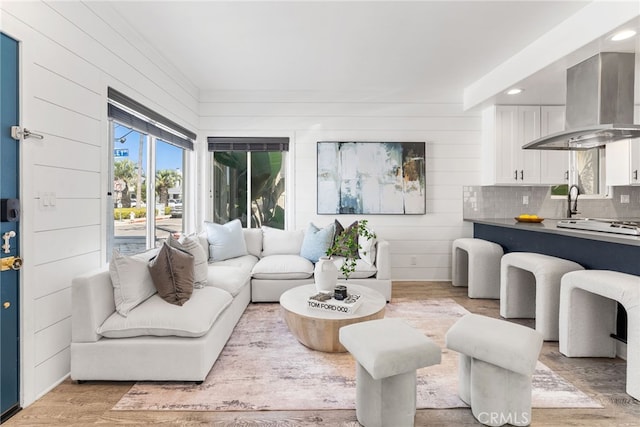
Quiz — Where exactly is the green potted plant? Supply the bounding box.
[326,219,377,280]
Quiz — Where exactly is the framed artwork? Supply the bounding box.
[317,141,426,215]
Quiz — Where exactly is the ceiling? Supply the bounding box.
[491,15,640,106]
[101,1,638,104]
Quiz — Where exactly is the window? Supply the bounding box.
[208,137,288,229]
[551,148,607,197]
[108,88,195,257]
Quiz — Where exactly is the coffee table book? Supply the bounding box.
[307,293,363,314]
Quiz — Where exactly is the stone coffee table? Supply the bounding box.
[279,283,386,353]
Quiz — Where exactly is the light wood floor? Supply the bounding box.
[6,281,640,426]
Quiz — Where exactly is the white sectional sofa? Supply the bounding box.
[208,226,392,302]
[71,223,391,382]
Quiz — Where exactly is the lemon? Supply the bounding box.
[530,214,538,219]
[518,214,531,219]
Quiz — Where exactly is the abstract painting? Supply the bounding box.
[317,141,426,214]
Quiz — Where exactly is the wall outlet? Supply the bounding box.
[410,255,417,266]
[522,195,529,205]
[621,194,630,204]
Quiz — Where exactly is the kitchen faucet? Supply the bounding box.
[567,185,580,218]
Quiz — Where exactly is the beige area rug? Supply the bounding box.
[113,298,602,411]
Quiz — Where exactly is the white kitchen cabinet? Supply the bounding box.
[606,106,640,186]
[493,105,540,184]
[482,105,568,185]
[539,106,569,184]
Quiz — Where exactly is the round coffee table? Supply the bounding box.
[280,283,386,353]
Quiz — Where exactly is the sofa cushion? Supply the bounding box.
[207,265,250,296]
[210,254,259,272]
[300,222,336,263]
[251,254,314,279]
[166,233,208,287]
[148,242,194,306]
[332,256,378,279]
[261,226,304,257]
[109,248,159,317]
[243,228,263,258]
[205,219,248,262]
[97,286,233,338]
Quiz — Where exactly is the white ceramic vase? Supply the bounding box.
[314,256,338,293]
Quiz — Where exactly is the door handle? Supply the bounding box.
[634,170,638,181]
[1,256,22,271]
[520,170,524,180]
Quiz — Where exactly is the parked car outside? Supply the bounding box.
[170,200,183,218]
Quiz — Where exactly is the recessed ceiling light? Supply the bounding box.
[611,29,636,42]
[506,88,523,95]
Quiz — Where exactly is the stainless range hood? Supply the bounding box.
[524,52,640,150]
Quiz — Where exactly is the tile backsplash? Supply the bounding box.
[463,185,640,220]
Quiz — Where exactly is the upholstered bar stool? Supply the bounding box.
[452,238,504,299]
[446,313,543,427]
[559,269,640,400]
[500,252,584,341]
[339,318,441,427]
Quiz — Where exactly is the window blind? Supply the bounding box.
[207,137,289,152]
[107,87,195,151]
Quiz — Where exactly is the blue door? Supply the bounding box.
[0,32,21,421]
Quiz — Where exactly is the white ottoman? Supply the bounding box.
[500,252,584,341]
[446,314,543,427]
[339,318,441,427]
[559,270,640,400]
[452,238,504,299]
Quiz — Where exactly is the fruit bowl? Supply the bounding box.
[515,216,544,223]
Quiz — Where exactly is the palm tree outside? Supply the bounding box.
[113,159,137,207]
[155,169,181,205]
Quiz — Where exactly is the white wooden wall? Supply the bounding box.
[1,0,483,409]
[200,93,480,281]
[1,1,198,406]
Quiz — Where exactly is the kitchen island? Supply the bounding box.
[467,217,640,341]
[468,218,640,275]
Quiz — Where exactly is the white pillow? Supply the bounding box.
[205,219,248,262]
[166,234,208,288]
[358,228,377,266]
[108,248,159,317]
[261,226,304,257]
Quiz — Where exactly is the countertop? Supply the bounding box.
[465,217,640,247]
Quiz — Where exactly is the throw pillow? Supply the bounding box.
[148,242,195,306]
[166,233,208,288]
[358,225,377,265]
[205,219,248,262]
[300,222,336,263]
[331,220,359,258]
[109,248,159,317]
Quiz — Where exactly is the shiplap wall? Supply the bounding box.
[200,93,480,280]
[1,1,198,406]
